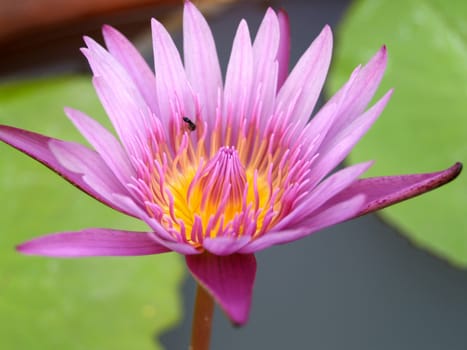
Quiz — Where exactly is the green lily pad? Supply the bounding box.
[0,76,185,349]
[328,0,466,266]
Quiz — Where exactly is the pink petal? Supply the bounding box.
[325,46,388,141]
[275,25,333,129]
[82,37,151,155]
[203,236,251,256]
[251,8,280,126]
[291,101,339,164]
[273,161,373,231]
[148,232,201,255]
[92,76,151,162]
[276,9,290,89]
[110,194,202,255]
[183,1,222,125]
[0,125,136,217]
[309,89,393,187]
[253,8,279,76]
[48,139,139,211]
[241,194,366,253]
[64,107,135,189]
[152,18,195,123]
[102,25,159,114]
[186,253,256,325]
[17,228,171,257]
[223,20,254,128]
[295,64,361,154]
[325,162,462,217]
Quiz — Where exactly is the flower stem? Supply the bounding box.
[189,283,214,350]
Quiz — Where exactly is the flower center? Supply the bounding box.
[161,145,273,245]
[133,112,308,249]
[188,146,246,217]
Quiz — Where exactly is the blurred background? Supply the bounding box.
[0,0,466,349]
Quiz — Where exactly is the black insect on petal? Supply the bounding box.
[182,116,196,131]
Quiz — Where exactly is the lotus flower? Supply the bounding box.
[0,1,461,325]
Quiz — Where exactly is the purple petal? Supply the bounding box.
[0,125,137,217]
[295,64,361,154]
[253,8,279,76]
[91,76,151,162]
[273,161,373,231]
[275,25,333,129]
[152,18,195,123]
[110,194,202,255]
[17,228,171,257]
[325,162,463,217]
[325,46,388,141]
[186,253,256,325]
[276,9,290,89]
[241,195,366,253]
[48,139,143,215]
[102,25,159,114]
[183,1,222,126]
[82,37,152,155]
[147,233,201,255]
[291,101,339,164]
[203,236,251,256]
[64,107,135,189]
[309,89,393,187]
[223,20,254,128]
[252,8,279,127]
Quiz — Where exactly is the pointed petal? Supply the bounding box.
[17,228,171,257]
[64,107,135,189]
[102,25,158,114]
[48,139,141,213]
[252,8,279,125]
[276,9,290,89]
[223,20,254,127]
[183,1,222,124]
[186,253,256,325]
[325,162,462,217]
[152,18,194,122]
[0,125,137,217]
[326,46,388,141]
[275,25,333,129]
[294,64,361,154]
[241,195,366,253]
[273,161,373,231]
[82,37,151,153]
[253,8,280,76]
[310,89,393,187]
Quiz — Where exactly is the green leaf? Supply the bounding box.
[0,76,185,349]
[328,0,467,266]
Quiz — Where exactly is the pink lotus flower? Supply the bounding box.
[0,1,461,325]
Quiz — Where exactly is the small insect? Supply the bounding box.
[182,116,196,131]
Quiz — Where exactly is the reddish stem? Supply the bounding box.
[189,283,214,350]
